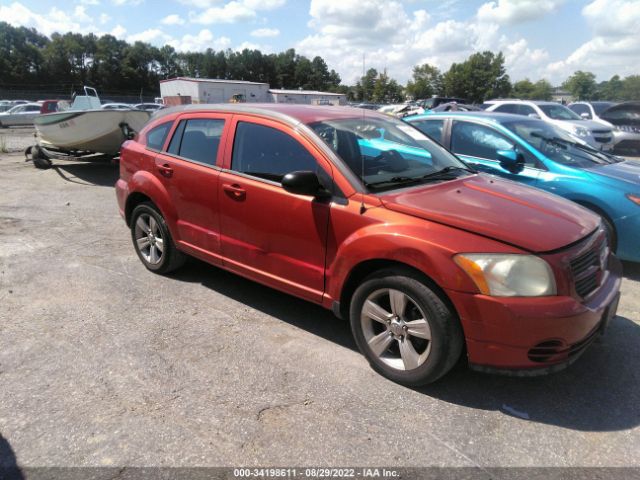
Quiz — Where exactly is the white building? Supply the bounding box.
[268,89,347,105]
[159,77,270,104]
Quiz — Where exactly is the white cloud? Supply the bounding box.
[110,24,127,38]
[187,0,285,24]
[99,13,111,25]
[127,28,172,44]
[161,14,186,25]
[191,1,256,24]
[0,1,101,35]
[168,29,231,51]
[250,27,280,37]
[79,0,100,5]
[112,0,144,5]
[477,0,565,25]
[544,0,640,82]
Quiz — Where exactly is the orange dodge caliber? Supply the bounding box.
[116,104,622,385]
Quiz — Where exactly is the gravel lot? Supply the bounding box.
[1,141,640,473]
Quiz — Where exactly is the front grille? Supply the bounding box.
[592,129,611,134]
[570,241,606,298]
[594,136,612,143]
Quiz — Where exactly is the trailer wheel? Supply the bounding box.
[31,146,52,170]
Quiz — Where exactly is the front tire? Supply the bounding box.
[350,270,463,386]
[130,202,185,274]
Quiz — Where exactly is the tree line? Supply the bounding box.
[1,22,639,104]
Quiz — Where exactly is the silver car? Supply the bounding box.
[598,102,640,156]
[0,103,41,127]
[484,100,614,151]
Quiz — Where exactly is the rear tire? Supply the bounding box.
[130,202,185,274]
[349,269,464,386]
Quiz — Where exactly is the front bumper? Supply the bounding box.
[612,130,640,155]
[614,211,640,262]
[446,254,622,373]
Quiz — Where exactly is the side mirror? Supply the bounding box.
[580,112,590,120]
[527,113,540,119]
[496,149,525,174]
[282,171,330,197]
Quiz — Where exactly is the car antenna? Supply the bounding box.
[360,52,367,215]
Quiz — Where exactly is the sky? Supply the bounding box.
[1,0,639,86]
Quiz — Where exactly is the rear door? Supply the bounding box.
[448,120,542,186]
[152,113,230,264]
[218,116,333,302]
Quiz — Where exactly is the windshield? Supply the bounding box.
[308,116,471,192]
[502,119,614,167]
[538,104,582,120]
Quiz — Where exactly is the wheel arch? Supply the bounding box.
[337,258,460,326]
[570,198,618,250]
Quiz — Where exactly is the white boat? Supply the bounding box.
[33,87,150,157]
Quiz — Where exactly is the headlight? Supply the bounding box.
[627,194,640,206]
[572,126,590,137]
[454,254,557,297]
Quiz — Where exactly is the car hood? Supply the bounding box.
[586,159,640,186]
[555,119,610,131]
[380,174,599,252]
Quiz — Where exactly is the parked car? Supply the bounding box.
[0,99,29,113]
[134,102,164,112]
[101,102,133,110]
[418,96,467,109]
[406,111,640,262]
[484,100,614,151]
[430,102,482,112]
[598,102,640,156]
[568,101,617,126]
[116,104,621,385]
[0,102,42,127]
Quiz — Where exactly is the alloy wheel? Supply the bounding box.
[360,288,432,371]
[134,213,164,265]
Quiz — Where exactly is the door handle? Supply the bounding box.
[223,183,246,200]
[156,163,173,178]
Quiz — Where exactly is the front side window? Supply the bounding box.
[410,119,445,143]
[538,104,582,120]
[231,122,318,182]
[451,121,515,158]
[146,121,173,151]
[569,104,591,118]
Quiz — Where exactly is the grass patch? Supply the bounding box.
[0,136,7,153]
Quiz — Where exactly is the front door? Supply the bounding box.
[218,118,332,302]
[449,120,541,186]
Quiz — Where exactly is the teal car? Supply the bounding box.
[406,112,640,262]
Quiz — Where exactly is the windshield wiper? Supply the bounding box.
[421,165,475,180]
[365,176,424,188]
[530,132,615,164]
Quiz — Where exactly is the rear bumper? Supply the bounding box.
[115,178,128,222]
[446,255,622,373]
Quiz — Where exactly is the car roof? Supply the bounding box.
[407,111,526,124]
[152,103,390,126]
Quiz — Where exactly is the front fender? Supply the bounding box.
[326,222,520,302]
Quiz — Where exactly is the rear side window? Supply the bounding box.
[146,122,173,151]
[515,104,536,116]
[168,118,225,166]
[410,119,445,143]
[493,104,517,114]
[231,122,318,183]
